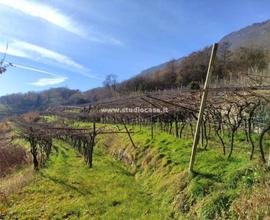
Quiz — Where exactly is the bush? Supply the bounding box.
[0,145,28,177]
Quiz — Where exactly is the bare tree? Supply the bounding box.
[103,74,118,91]
[225,102,246,159]
[0,43,12,75]
[217,41,233,79]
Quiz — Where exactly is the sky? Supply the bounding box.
[0,0,270,96]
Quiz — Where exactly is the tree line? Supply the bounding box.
[0,42,269,118]
[118,42,269,92]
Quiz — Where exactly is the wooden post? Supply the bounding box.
[151,112,154,139]
[122,120,137,149]
[139,116,142,131]
[268,143,270,169]
[87,122,96,168]
[175,115,179,138]
[188,43,218,173]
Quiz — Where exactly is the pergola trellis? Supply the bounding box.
[15,119,135,171]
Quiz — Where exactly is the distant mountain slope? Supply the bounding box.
[0,87,114,119]
[139,19,270,79]
[0,88,83,118]
[220,20,270,49]
[1,19,270,118]
[138,57,184,77]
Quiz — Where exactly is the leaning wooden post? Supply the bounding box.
[122,119,137,149]
[188,43,218,173]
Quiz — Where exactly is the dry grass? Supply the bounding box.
[0,167,34,204]
[0,120,33,218]
[0,120,29,177]
[231,181,270,219]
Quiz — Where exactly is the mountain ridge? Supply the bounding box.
[1,18,270,118]
[136,19,270,80]
[220,19,270,49]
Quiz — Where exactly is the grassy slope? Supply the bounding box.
[1,140,170,220]
[70,120,270,218]
[2,118,270,219]
[96,124,269,219]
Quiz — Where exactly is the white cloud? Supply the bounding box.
[0,39,98,79]
[0,0,86,37]
[0,45,30,59]
[30,76,67,87]
[11,40,86,70]
[0,0,123,45]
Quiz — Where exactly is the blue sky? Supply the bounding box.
[0,0,270,96]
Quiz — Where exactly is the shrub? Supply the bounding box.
[0,145,28,177]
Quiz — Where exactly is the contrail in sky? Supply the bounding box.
[11,63,60,77]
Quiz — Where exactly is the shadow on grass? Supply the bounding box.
[40,172,92,196]
[60,149,68,158]
[107,160,133,176]
[191,170,221,182]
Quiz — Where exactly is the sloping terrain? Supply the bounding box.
[1,140,170,220]
[220,20,270,49]
[2,120,270,219]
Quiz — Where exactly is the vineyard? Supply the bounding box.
[1,86,267,218]
[1,44,270,219]
[44,83,270,167]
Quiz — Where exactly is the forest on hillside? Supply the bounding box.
[0,42,269,118]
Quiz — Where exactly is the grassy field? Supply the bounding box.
[1,119,270,219]
[59,120,270,218]
[1,140,171,220]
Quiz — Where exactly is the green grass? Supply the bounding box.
[2,140,171,220]
[94,124,267,219]
[2,117,270,219]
